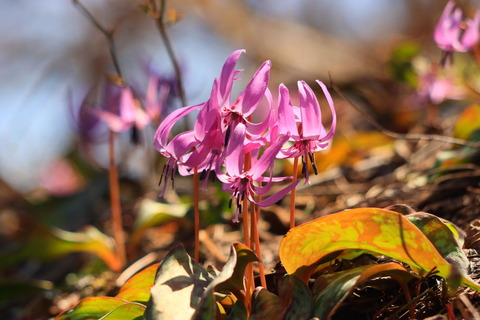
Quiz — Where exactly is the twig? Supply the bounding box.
[151,0,187,107]
[72,0,123,79]
[332,85,480,150]
[74,0,127,269]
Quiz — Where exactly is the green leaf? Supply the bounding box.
[249,288,286,320]
[279,208,480,291]
[406,212,469,272]
[99,302,145,320]
[388,42,420,85]
[55,297,138,320]
[130,200,188,247]
[278,275,313,320]
[0,279,53,305]
[144,245,215,320]
[116,263,159,304]
[226,300,247,320]
[2,225,121,271]
[215,243,259,297]
[311,263,414,319]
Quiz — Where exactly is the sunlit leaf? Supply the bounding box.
[405,212,468,272]
[130,199,188,247]
[116,263,159,304]
[2,225,121,272]
[454,104,480,141]
[99,302,145,320]
[249,288,286,320]
[279,208,480,291]
[215,243,259,297]
[278,275,313,320]
[55,297,136,320]
[311,263,414,319]
[144,245,215,320]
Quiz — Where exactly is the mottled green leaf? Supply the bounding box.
[406,212,468,272]
[249,288,286,320]
[116,263,159,304]
[279,208,480,291]
[2,226,121,271]
[144,245,215,320]
[312,263,414,319]
[278,275,313,320]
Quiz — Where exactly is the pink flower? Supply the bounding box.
[93,87,151,133]
[153,50,274,193]
[434,1,480,64]
[276,81,336,183]
[216,123,300,222]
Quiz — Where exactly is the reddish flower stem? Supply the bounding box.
[242,152,253,314]
[193,166,200,261]
[251,202,267,288]
[108,130,126,268]
[289,157,299,229]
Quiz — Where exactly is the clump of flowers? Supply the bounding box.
[153,49,336,220]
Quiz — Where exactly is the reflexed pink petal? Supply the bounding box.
[462,12,480,49]
[298,81,322,139]
[93,110,130,132]
[277,84,299,136]
[224,123,247,176]
[154,103,204,150]
[245,112,271,137]
[255,179,301,207]
[241,60,272,116]
[249,134,289,180]
[184,119,220,167]
[219,50,245,102]
[316,80,337,141]
[165,131,197,160]
[119,88,136,123]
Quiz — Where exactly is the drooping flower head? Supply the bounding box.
[276,81,337,183]
[216,123,299,222]
[434,1,480,65]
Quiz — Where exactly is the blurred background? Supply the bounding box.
[0,0,455,193]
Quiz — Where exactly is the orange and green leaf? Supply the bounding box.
[454,104,480,141]
[116,263,159,304]
[55,297,144,320]
[2,225,121,272]
[279,208,480,291]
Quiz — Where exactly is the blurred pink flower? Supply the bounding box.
[93,87,151,132]
[39,159,84,196]
[434,1,480,63]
